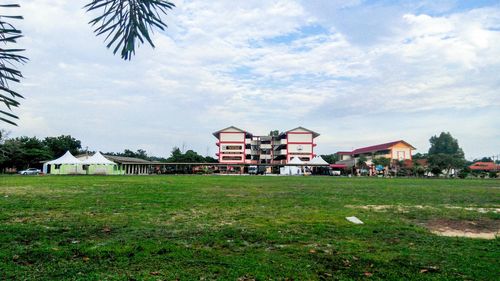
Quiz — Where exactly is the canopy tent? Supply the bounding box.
[309,156,329,165]
[81,151,116,165]
[280,157,304,175]
[81,152,119,175]
[43,151,83,174]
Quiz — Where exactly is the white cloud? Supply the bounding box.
[6,1,500,159]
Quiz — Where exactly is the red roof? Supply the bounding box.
[330,164,347,169]
[469,162,500,171]
[351,140,415,155]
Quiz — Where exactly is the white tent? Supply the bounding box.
[280,157,304,175]
[80,152,117,175]
[309,156,329,165]
[42,151,82,174]
[81,151,116,165]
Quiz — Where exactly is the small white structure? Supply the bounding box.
[346,216,364,224]
[43,151,84,175]
[280,157,304,175]
[81,151,118,175]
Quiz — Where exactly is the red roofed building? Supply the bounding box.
[338,140,416,162]
[336,141,416,175]
[469,162,500,171]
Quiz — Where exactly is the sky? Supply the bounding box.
[6,0,500,160]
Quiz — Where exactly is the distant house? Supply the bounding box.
[336,140,416,175]
[469,162,500,172]
[338,140,416,164]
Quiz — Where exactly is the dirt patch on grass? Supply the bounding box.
[426,219,499,239]
[345,204,437,213]
[443,205,500,214]
[346,204,500,214]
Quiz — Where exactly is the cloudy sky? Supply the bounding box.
[7,0,500,159]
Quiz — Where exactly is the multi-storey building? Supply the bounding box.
[213,126,252,164]
[213,126,320,164]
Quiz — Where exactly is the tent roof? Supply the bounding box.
[288,157,304,164]
[310,156,329,165]
[82,151,116,165]
[45,151,82,165]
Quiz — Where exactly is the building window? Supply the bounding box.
[55,164,61,169]
[222,156,242,161]
[223,145,242,150]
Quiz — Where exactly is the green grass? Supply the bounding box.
[0,176,499,280]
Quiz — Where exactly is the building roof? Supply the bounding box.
[212,126,250,138]
[77,153,152,164]
[104,155,152,164]
[81,152,116,165]
[339,140,416,155]
[282,126,320,138]
[469,162,500,171]
[45,151,82,165]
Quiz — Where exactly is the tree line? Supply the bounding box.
[0,131,216,172]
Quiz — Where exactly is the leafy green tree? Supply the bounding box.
[166,147,215,163]
[0,136,51,169]
[357,155,368,168]
[2,1,175,125]
[107,149,150,160]
[372,157,391,168]
[473,157,493,162]
[44,135,82,157]
[269,130,280,137]
[204,156,218,163]
[412,152,427,160]
[320,153,338,164]
[428,132,465,177]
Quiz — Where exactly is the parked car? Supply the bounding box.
[18,168,41,175]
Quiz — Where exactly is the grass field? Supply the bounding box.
[1,176,499,280]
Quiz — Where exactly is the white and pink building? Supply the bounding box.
[213,126,320,164]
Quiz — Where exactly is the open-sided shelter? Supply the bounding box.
[43,151,84,175]
[81,152,122,175]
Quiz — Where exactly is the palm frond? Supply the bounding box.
[0,4,27,126]
[85,0,175,60]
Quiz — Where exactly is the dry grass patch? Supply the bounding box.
[425,219,499,239]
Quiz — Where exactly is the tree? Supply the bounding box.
[320,153,338,164]
[269,130,280,137]
[372,157,391,168]
[0,136,52,170]
[0,4,27,126]
[473,157,493,162]
[107,149,150,160]
[44,135,82,157]
[2,1,175,125]
[428,132,465,177]
[85,0,175,60]
[166,147,215,163]
[412,152,427,160]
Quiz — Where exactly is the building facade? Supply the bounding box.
[336,140,416,167]
[213,126,320,164]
